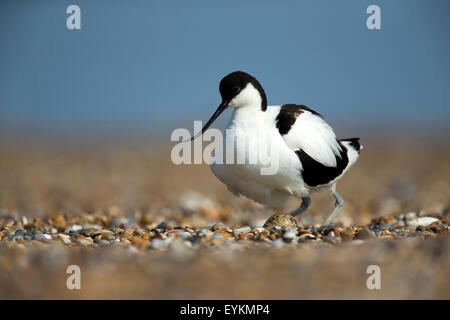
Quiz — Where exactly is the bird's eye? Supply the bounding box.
[233,86,241,94]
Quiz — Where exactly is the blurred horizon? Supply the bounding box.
[1,0,449,141]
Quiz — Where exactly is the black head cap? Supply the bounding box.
[219,71,267,111]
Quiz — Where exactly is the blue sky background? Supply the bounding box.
[0,0,449,140]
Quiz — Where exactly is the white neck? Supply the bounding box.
[227,83,266,129]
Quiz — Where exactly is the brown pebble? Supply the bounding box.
[212,222,227,231]
[372,214,396,225]
[430,224,448,235]
[76,237,93,246]
[101,232,115,240]
[141,213,153,225]
[269,234,277,241]
[333,227,343,236]
[263,213,298,229]
[131,236,149,249]
[340,229,354,241]
[164,225,174,232]
[355,227,374,240]
[215,231,232,238]
[298,229,312,235]
[236,233,253,240]
[49,215,67,229]
[260,230,270,237]
[83,228,101,237]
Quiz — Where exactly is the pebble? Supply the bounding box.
[233,226,251,235]
[355,228,374,240]
[407,217,439,228]
[178,231,192,240]
[340,230,354,242]
[0,210,447,251]
[298,233,315,241]
[96,240,110,246]
[14,230,27,238]
[326,231,336,237]
[83,224,103,230]
[212,222,227,231]
[100,231,115,240]
[76,238,93,246]
[34,234,52,242]
[283,229,297,241]
[65,225,83,233]
[57,234,72,245]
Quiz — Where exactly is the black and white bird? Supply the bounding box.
[191,71,362,224]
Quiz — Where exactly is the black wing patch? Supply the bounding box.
[276,104,322,135]
[296,142,349,187]
[340,137,361,154]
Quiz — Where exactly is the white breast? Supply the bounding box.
[210,105,309,206]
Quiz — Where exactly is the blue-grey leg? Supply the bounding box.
[323,191,344,225]
[290,197,311,217]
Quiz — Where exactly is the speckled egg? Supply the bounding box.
[263,213,298,229]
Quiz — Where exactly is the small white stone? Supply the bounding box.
[34,234,52,241]
[76,238,93,246]
[178,231,192,240]
[65,225,82,232]
[82,224,102,230]
[283,230,297,240]
[57,234,71,244]
[233,226,251,235]
[407,217,439,227]
[298,233,315,241]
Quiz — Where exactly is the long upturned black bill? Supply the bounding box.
[190,100,229,141]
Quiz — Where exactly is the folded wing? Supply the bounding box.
[276,104,343,167]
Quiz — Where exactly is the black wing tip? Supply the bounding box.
[340,137,362,153]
